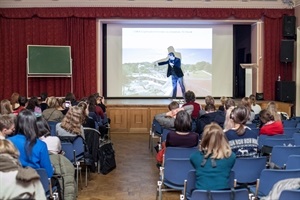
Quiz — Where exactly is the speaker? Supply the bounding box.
[280,40,294,63]
[275,81,295,102]
[282,15,296,37]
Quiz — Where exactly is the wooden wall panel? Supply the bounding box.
[129,108,148,133]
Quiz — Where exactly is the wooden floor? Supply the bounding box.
[77,133,180,200]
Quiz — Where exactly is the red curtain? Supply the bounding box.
[0,7,294,100]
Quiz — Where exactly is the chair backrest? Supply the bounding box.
[283,120,298,128]
[190,188,249,200]
[258,169,300,196]
[270,146,300,168]
[279,189,300,200]
[286,155,300,169]
[263,138,295,147]
[293,133,300,145]
[232,156,267,184]
[164,147,198,160]
[47,121,58,136]
[185,170,235,199]
[61,142,74,162]
[283,127,299,138]
[258,134,288,150]
[73,136,85,160]
[163,158,194,190]
[35,168,50,193]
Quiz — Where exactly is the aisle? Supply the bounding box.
[77,133,180,200]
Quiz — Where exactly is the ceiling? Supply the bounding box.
[0,0,299,9]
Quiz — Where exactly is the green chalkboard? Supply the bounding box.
[27,45,72,76]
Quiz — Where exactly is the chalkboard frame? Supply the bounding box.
[27,45,72,77]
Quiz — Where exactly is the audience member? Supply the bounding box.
[36,116,62,154]
[10,92,20,111]
[259,109,283,136]
[13,96,27,115]
[0,115,15,139]
[65,92,78,106]
[249,94,261,115]
[225,105,258,157]
[223,98,236,132]
[87,95,105,122]
[199,95,215,116]
[182,90,201,131]
[0,139,46,200]
[240,97,255,123]
[94,93,107,113]
[0,99,13,115]
[154,101,193,129]
[156,110,199,164]
[40,92,48,112]
[196,104,225,135]
[8,109,54,178]
[26,96,42,116]
[78,101,96,129]
[218,96,227,112]
[266,101,281,121]
[57,97,68,115]
[190,123,236,190]
[56,106,85,139]
[42,96,64,122]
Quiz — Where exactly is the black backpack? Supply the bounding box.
[98,140,116,175]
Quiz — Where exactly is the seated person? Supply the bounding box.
[56,106,85,139]
[0,139,46,200]
[240,97,255,124]
[42,96,64,122]
[190,123,236,190]
[218,96,227,112]
[154,101,193,129]
[156,110,199,165]
[196,104,225,136]
[199,95,215,117]
[182,90,201,131]
[259,109,283,136]
[249,94,261,115]
[8,109,54,178]
[0,114,15,140]
[225,105,258,157]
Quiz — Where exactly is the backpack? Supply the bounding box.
[98,139,116,175]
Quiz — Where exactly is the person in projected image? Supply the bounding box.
[155,48,186,99]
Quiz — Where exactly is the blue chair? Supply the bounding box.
[270,146,300,168]
[249,169,300,199]
[283,120,298,128]
[232,156,267,186]
[164,147,198,161]
[293,133,300,145]
[156,158,193,200]
[283,127,299,138]
[47,121,58,136]
[189,188,249,200]
[258,134,288,150]
[149,119,163,153]
[285,155,300,169]
[161,128,171,143]
[279,189,300,200]
[36,168,58,199]
[263,138,295,147]
[182,170,235,200]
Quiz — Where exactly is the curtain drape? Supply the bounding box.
[0,7,294,100]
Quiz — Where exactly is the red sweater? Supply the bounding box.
[259,121,284,136]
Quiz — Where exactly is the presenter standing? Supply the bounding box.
[156,51,186,99]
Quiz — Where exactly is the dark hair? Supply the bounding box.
[65,92,76,104]
[40,92,48,101]
[87,95,97,112]
[36,116,51,137]
[18,96,28,107]
[168,52,175,57]
[259,109,274,124]
[230,105,249,135]
[185,90,196,103]
[26,96,40,112]
[174,110,192,132]
[205,104,215,112]
[168,101,179,111]
[15,109,38,155]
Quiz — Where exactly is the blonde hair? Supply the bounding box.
[0,139,19,159]
[267,101,281,121]
[223,106,235,132]
[61,106,84,135]
[0,99,13,115]
[46,96,59,108]
[220,96,228,105]
[205,95,215,105]
[200,123,232,159]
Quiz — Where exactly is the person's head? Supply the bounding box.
[225,98,236,110]
[15,109,38,154]
[223,106,235,132]
[18,96,28,107]
[0,114,15,137]
[0,99,13,115]
[46,96,59,109]
[65,92,76,104]
[220,96,228,106]
[36,116,51,138]
[87,95,97,112]
[200,123,232,159]
[56,98,64,108]
[249,94,256,106]
[0,139,19,159]
[267,101,278,112]
[174,110,192,132]
[77,101,89,118]
[40,92,48,101]
[26,96,39,111]
[10,92,20,109]
[184,90,196,103]
[93,93,103,104]
[205,104,215,113]
[230,105,249,135]
[61,106,84,135]
[240,97,251,111]
[168,101,179,111]
[168,52,175,60]
[259,109,274,125]
[205,95,215,106]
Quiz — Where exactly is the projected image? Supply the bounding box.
[122,28,212,97]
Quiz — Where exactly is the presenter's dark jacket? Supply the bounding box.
[158,57,184,78]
